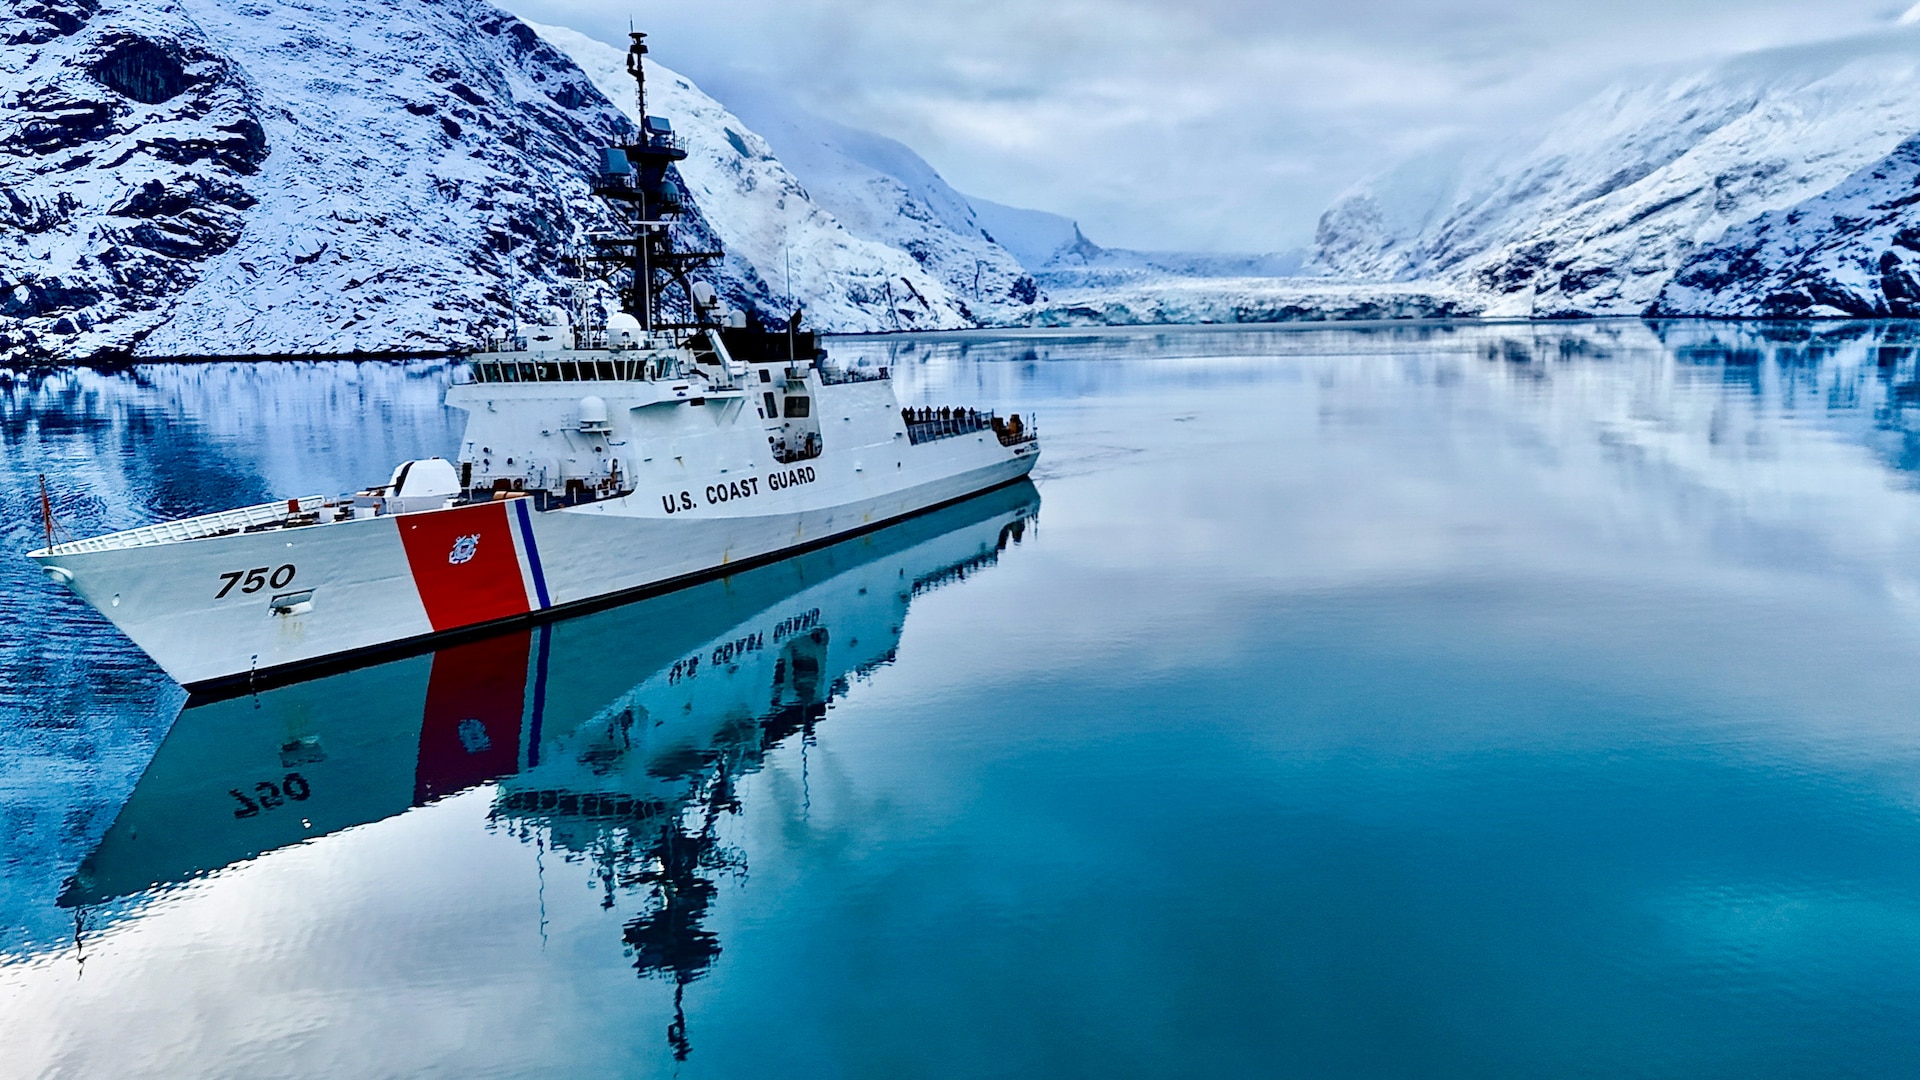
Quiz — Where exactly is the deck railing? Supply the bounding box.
[40,496,327,556]
[902,408,1036,446]
[818,365,889,385]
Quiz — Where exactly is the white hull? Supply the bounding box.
[63,482,1039,905]
[32,366,1037,690]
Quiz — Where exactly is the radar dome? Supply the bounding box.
[578,395,611,432]
[607,311,642,346]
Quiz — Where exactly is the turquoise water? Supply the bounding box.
[8,323,1920,1076]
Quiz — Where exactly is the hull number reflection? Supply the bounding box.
[229,772,312,818]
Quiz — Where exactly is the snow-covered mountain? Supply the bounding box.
[1653,134,1920,317]
[1309,29,1920,318]
[663,72,1041,320]
[969,194,1302,290]
[524,23,1009,333]
[1,0,1024,363]
[32,1,1920,354]
[1,0,667,361]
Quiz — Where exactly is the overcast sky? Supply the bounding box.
[506,1,1920,253]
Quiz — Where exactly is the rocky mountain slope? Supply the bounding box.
[685,75,1041,321]
[1,0,1012,363]
[1653,134,1920,317]
[1309,29,1920,319]
[2,0,671,361]
[525,23,1012,333]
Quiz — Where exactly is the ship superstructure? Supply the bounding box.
[27,30,1038,692]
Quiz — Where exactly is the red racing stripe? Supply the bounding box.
[398,501,530,632]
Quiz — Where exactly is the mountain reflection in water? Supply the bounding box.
[60,481,1039,1060]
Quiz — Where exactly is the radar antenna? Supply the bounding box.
[577,30,724,335]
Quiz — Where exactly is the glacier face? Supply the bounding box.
[1030,278,1480,328]
[1309,30,1920,319]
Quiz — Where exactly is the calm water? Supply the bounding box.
[8,322,1920,1077]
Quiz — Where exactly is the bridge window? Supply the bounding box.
[784,396,810,418]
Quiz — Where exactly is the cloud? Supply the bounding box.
[505,0,1907,252]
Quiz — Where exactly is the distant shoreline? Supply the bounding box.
[9,314,1920,369]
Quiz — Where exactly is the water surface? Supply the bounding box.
[7,322,1920,1077]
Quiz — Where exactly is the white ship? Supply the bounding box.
[59,485,1038,1057]
[62,484,1038,906]
[27,31,1038,693]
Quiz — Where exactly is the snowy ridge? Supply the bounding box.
[686,75,1040,322]
[968,194,1302,290]
[525,23,994,333]
[1310,29,1920,318]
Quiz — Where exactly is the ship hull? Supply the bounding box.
[61,483,1039,906]
[32,438,1036,691]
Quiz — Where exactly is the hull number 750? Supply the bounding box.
[216,564,296,598]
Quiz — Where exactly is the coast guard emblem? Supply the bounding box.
[448,534,481,565]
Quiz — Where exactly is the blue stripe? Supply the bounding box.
[527,623,550,767]
[514,498,551,609]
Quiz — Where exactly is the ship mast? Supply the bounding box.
[581,31,723,335]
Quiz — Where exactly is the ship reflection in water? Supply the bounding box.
[62,481,1040,1060]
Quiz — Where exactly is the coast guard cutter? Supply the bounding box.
[27,30,1038,691]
